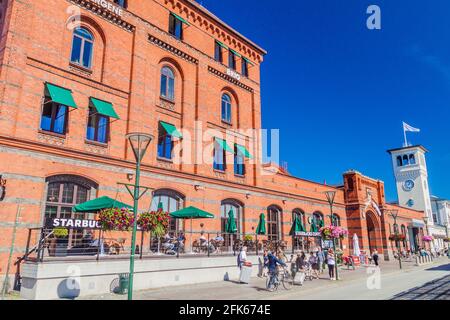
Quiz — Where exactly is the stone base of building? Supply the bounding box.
[20,255,261,300]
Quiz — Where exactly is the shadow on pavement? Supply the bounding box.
[425,263,450,271]
[390,274,450,300]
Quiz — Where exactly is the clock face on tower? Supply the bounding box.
[403,179,415,192]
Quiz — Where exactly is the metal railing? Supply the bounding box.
[20,228,305,263]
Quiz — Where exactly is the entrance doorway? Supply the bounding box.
[366,212,380,253]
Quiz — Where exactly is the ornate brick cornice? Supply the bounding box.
[69,0,135,32]
[208,66,253,93]
[148,35,199,65]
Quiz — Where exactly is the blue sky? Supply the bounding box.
[201,0,450,201]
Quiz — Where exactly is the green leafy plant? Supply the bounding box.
[244,235,253,241]
[53,227,69,238]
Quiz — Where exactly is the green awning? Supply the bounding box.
[170,206,215,219]
[160,121,183,139]
[256,213,266,235]
[235,144,252,159]
[73,196,132,213]
[289,215,306,236]
[215,138,234,153]
[90,98,120,120]
[243,57,255,66]
[45,83,77,109]
[171,13,190,26]
[229,49,242,58]
[216,41,228,49]
[225,210,237,234]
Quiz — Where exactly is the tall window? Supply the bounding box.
[397,156,403,167]
[332,214,340,226]
[44,175,97,247]
[312,212,324,229]
[86,107,109,143]
[234,144,245,176]
[151,189,185,235]
[160,66,175,101]
[221,94,232,123]
[213,141,227,171]
[221,200,243,245]
[228,49,236,70]
[157,123,173,160]
[215,41,223,63]
[409,154,416,165]
[241,58,248,77]
[40,101,68,135]
[169,14,183,40]
[267,206,281,241]
[70,27,94,69]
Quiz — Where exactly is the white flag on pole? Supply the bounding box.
[403,122,420,133]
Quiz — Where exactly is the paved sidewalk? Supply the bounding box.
[79,257,450,300]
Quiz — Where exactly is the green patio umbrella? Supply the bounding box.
[289,215,306,236]
[256,213,266,235]
[157,202,164,210]
[310,219,318,232]
[170,206,215,253]
[225,210,238,234]
[72,196,132,213]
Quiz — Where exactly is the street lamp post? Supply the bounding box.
[325,190,338,280]
[423,216,430,250]
[126,133,153,300]
[388,209,402,269]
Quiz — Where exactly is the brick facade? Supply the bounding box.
[0,0,428,278]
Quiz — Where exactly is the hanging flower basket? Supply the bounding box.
[422,235,433,242]
[389,234,406,241]
[320,225,348,240]
[137,209,170,237]
[99,208,134,231]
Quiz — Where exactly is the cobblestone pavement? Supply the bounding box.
[78,257,450,301]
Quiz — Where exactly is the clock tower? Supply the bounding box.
[387,145,433,222]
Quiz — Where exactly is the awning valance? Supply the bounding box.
[235,144,252,159]
[410,219,425,228]
[215,138,234,153]
[160,121,183,139]
[243,57,255,66]
[171,13,190,26]
[45,83,77,109]
[216,41,228,50]
[90,98,119,119]
[229,48,242,58]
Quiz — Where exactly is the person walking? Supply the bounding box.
[237,246,248,269]
[372,249,379,267]
[267,251,287,289]
[327,249,336,280]
[317,247,325,274]
[308,251,319,279]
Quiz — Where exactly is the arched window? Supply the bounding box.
[292,209,306,228]
[402,155,409,166]
[221,93,232,123]
[44,175,98,247]
[409,154,416,165]
[151,189,185,235]
[221,199,243,246]
[332,214,341,227]
[160,66,175,101]
[267,206,281,241]
[397,156,403,167]
[70,27,94,69]
[312,212,324,228]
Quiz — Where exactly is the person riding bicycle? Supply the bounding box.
[267,251,287,288]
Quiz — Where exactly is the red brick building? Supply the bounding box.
[0,0,427,281]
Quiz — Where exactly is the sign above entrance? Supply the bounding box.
[226,68,241,81]
[295,231,321,238]
[45,217,102,230]
[91,0,124,16]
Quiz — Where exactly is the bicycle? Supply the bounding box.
[266,266,293,292]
